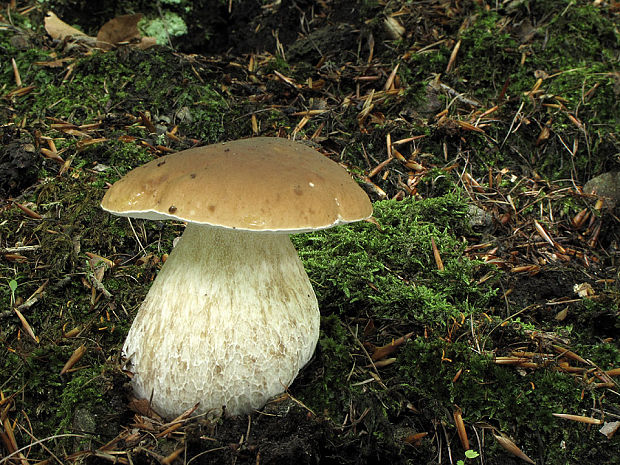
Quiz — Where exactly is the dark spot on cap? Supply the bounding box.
[208,205,216,212]
[224,148,230,152]
[168,205,177,213]
[294,185,303,196]
[190,173,196,179]
[157,160,166,167]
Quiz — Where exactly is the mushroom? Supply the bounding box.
[101,137,372,418]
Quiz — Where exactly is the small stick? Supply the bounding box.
[552,413,602,425]
[11,58,21,87]
[446,39,461,73]
[431,237,444,270]
[371,331,414,360]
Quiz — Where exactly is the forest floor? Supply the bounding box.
[1,1,619,464]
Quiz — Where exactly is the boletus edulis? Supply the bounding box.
[101,137,372,418]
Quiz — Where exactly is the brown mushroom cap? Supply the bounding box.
[101,137,372,232]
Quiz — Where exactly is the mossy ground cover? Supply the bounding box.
[1,1,619,464]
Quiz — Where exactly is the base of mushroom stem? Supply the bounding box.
[122,224,320,418]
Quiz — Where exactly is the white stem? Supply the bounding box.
[123,224,320,418]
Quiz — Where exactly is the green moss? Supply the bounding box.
[296,315,357,417]
[396,332,619,462]
[0,176,145,453]
[573,297,620,350]
[294,192,495,325]
[397,1,619,181]
[454,2,618,99]
[3,47,229,142]
[293,185,618,462]
[529,1,618,64]
[5,344,103,435]
[57,365,105,428]
[456,14,520,99]
[292,190,499,424]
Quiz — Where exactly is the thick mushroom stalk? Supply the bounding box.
[123,224,320,418]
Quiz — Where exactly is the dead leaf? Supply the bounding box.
[60,344,86,375]
[551,345,588,364]
[44,11,154,50]
[573,282,594,297]
[13,201,42,219]
[44,12,88,40]
[493,432,535,464]
[371,331,414,360]
[606,368,620,376]
[161,447,185,465]
[128,396,164,421]
[600,421,620,439]
[453,407,469,450]
[384,16,405,40]
[1,415,18,453]
[456,120,485,133]
[431,237,444,270]
[403,432,427,445]
[34,57,76,68]
[14,307,38,343]
[3,253,27,262]
[85,252,114,268]
[96,14,143,50]
[137,36,158,50]
[555,306,568,321]
[553,413,603,425]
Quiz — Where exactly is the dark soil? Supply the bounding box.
[0,128,39,198]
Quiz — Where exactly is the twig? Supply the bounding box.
[500,100,524,149]
[439,83,480,108]
[346,324,381,379]
[127,217,146,255]
[155,1,173,48]
[90,273,112,298]
[0,276,72,319]
[15,422,64,465]
[0,245,40,254]
[0,434,86,464]
[186,447,229,464]
[440,421,453,465]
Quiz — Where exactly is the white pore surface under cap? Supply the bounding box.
[123,224,320,418]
